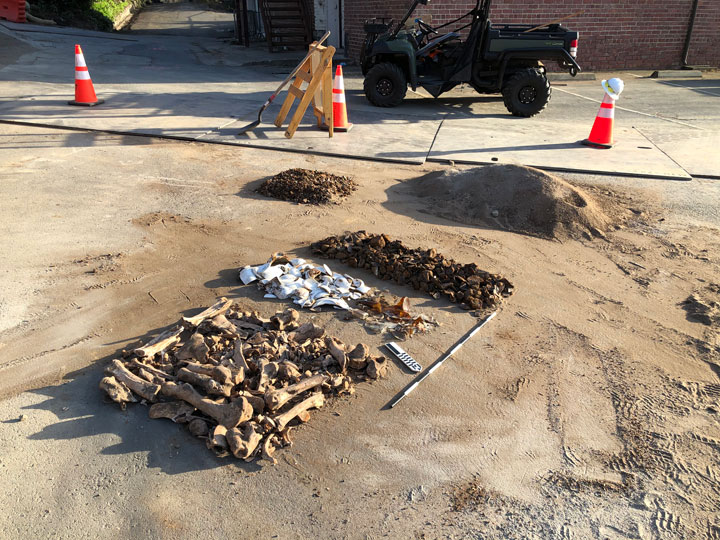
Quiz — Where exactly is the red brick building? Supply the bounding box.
[332,0,719,70]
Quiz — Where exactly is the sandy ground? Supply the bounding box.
[1,122,720,539]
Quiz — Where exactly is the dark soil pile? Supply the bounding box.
[407,164,612,240]
[257,168,357,204]
[312,231,513,311]
[682,284,720,326]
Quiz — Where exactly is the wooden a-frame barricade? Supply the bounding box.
[274,41,335,139]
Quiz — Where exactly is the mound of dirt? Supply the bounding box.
[408,165,613,240]
[257,168,357,205]
[682,284,720,326]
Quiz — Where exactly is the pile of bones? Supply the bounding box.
[99,297,388,463]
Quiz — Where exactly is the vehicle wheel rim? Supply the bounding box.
[377,78,394,96]
[519,86,536,104]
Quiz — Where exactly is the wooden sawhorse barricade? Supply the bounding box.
[274,41,335,139]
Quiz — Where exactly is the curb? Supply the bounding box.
[650,70,703,79]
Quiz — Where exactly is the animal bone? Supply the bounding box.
[261,434,279,465]
[288,322,324,342]
[212,365,244,386]
[256,360,279,392]
[236,393,266,414]
[201,314,239,337]
[180,362,215,376]
[128,359,174,381]
[278,362,302,382]
[177,368,233,397]
[148,401,195,423]
[187,418,209,437]
[348,343,369,370]
[175,332,210,363]
[183,297,233,327]
[366,356,388,379]
[325,337,348,371]
[226,422,263,460]
[273,392,325,431]
[107,359,161,402]
[270,308,300,331]
[232,340,251,372]
[264,374,328,411]
[99,376,136,406]
[161,382,252,428]
[207,425,229,456]
[133,326,183,358]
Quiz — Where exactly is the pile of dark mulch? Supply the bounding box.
[257,168,357,204]
[312,231,513,311]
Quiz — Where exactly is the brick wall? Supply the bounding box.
[344,0,720,70]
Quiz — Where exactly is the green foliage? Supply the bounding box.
[31,0,145,31]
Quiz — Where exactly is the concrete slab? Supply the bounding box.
[642,129,720,179]
[428,117,691,180]
[202,106,443,164]
[651,70,703,79]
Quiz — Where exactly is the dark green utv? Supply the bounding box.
[360,0,581,116]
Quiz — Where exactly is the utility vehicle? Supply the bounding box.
[360,0,581,116]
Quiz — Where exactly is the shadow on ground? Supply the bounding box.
[19,355,260,475]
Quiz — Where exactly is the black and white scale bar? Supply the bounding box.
[387,311,497,408]
[385,342,422,372]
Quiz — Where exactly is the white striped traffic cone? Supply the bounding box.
[69,44,104,107]
[331,65,352,132]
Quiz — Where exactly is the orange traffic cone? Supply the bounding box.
[581,94,615,148]
[69,44,104,107]
[331,65,352,132]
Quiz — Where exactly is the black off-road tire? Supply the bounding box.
[363,62,408,107]
[501,68,551,117]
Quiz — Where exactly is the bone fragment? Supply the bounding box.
[348,343,369,370]
[256,360,279,392]
[188,418,209,437]
[212,365,244,386]
[226,422,263,460]
[325,337,348,371]
[180,362,215,377]
[288,322,325,342]
[99,376,137,406]
[278,362,302,382]
[273,392,325,431]
[202,314,239,337]
[270,309,300,331]
[128,359,174,381]
[148,401,195,423]
[261,435,279,465]
[175,332,210,363]
[177,368,233,397]
[161,382,252,428]
[183,297,233,327]
[107,359,161,402]
[264,374,328,411]
[135,367,159,385]
[133,326,183,358]
[366,356,388,379]
[232,340,251,372]
[207,425,229,456]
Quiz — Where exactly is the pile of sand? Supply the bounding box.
[257,168,357,205]
[408,165,612,240]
